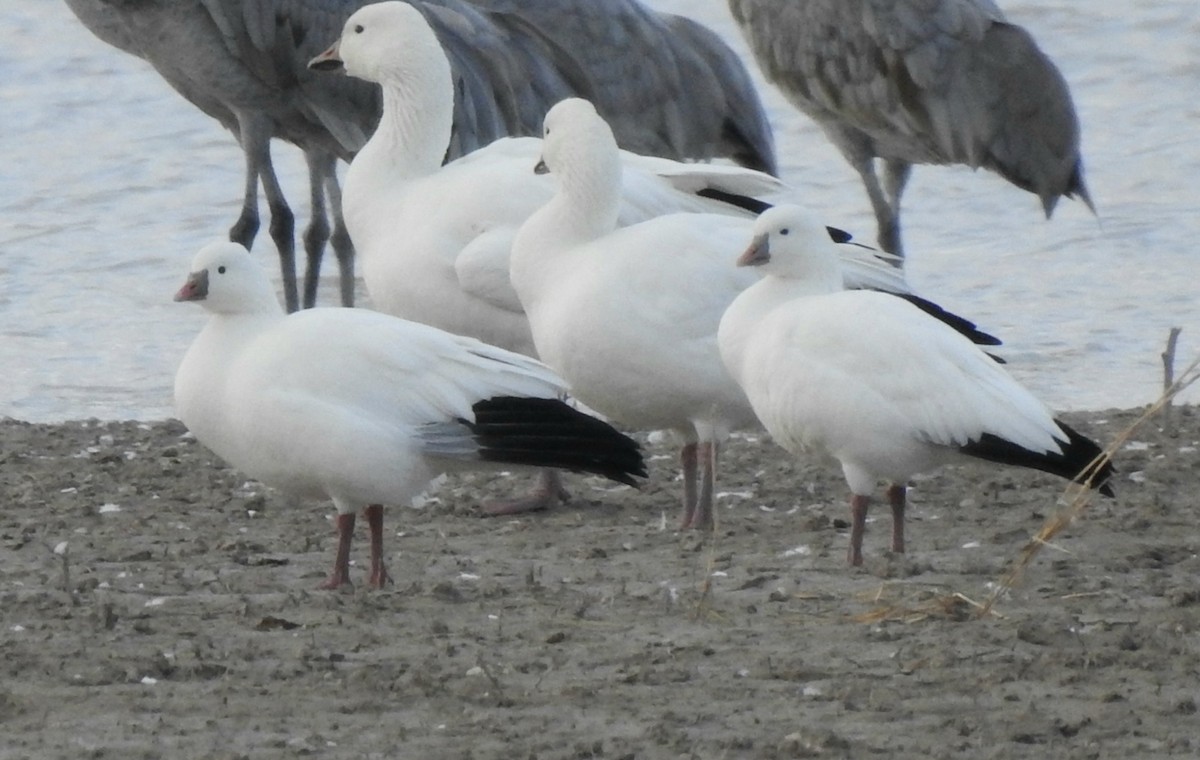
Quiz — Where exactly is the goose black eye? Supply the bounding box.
[217,265,227,274]
[354,24,363,33]
[780,228,790,236]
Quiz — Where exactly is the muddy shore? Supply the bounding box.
[1,405,1197,759]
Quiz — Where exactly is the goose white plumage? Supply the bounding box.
[510,98,762,530]
[307,2,784,515]
[308,1,786,356]
[173,242,645,589]
[510,99,910,530]
[718,205,1114,564]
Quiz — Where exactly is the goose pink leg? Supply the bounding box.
[847,485,907,565]
[364,504,390,588]
[678,442,700,529]
[683,441,717,531]
[320,512,356,589]
[848,494,869,566]
[886,484,907,554]
[480,469,570,516]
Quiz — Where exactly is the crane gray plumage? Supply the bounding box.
[66,0,374,312]
[65,0,778,312]
[657,13,778,172]
[63,0,142,56]
[727,0,1093,258]
[471,0,778,174]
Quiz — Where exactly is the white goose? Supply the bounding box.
[718,205,1114,565]
[309,1,784,351]
[306,2,783,513]
[511,99,910,530]
[174,242,645,589]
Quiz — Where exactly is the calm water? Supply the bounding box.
[2,0,1197,421]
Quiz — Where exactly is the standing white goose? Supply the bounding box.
[308,1,784,352]
[174,241,645,589]
[726,0,1094,258]
[510,99,910,530]
[306,3,785,513]
[718,205,1114,564]
[510,99,763,530]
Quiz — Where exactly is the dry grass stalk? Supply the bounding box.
[979,351,1200,618]
[692,533,724,621]
[852,584,999,624]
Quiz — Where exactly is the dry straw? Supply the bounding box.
[857,334,1198,624]
[852,584,997,624]
[979,349,1200,617]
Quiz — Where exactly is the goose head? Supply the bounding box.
[537,98,623,208]
[739,204,844,288]
[310,2,448,91]
[175,242,281,315]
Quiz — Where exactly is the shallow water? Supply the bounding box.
[1,0,1197,421]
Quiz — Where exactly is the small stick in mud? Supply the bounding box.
[1161,326,1183,434]
[48,541,70,598]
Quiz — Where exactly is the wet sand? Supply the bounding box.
[1,405,1196,758]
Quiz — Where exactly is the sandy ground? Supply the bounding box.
[1,404,1197,759]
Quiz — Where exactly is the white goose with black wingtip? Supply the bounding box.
[307,1,784,515]
[510,99,910,531]
[174,241,645,590]
[717,204,1114,565]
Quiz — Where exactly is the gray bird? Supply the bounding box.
[727,0,1094,258]
[65,0,777,311]
[66,0,373,312]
